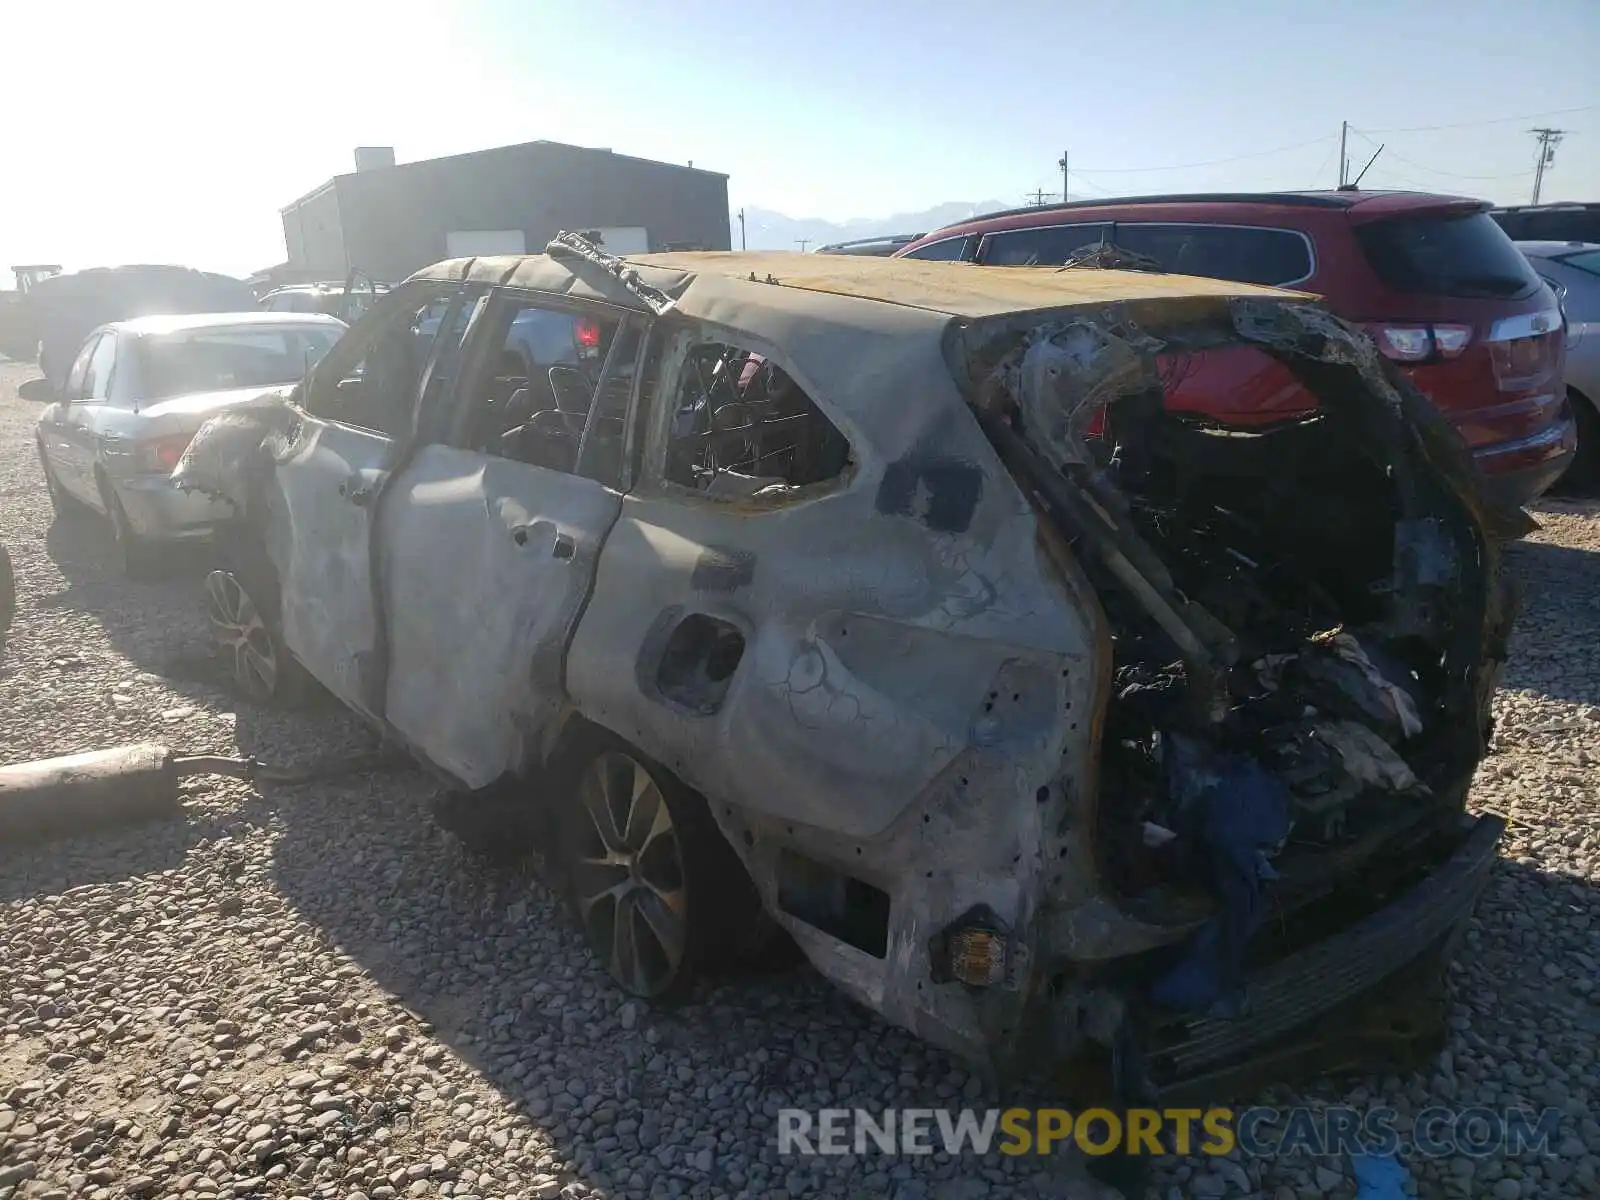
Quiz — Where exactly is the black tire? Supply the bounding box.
[1557,387,1600,495]
[557,731,765,1003]
[96,472,159,579]
[203,565,314,707]
[37,441,80,520]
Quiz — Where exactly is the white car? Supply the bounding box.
[35,312,345,574]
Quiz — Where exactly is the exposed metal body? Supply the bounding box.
[174,243,1512,1086]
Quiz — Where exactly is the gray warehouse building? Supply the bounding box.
[278,141,730,283]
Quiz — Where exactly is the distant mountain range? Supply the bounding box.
[733,202,1011,252]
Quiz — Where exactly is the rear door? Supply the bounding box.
[376,289,645,787]
[269,281,476,717]
[57,332,118,502]
[562,324,1099,846]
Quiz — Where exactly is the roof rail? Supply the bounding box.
[815,234,923,252]
[1491,201,1598,213]
[927,191,1357,233]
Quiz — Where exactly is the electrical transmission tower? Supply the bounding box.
[1529,128,1568,205]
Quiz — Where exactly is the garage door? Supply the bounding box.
[445,230,528,258]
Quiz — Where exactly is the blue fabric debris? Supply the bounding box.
[1151,739,1291,1018]
[1350,1151,1414,1200]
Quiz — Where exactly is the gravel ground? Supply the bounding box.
[1,356,1597,1200]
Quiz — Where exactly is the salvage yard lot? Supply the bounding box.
[1,356,1597,1200]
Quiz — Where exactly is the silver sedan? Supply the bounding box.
[1519,240,1600,490]
[35,311,345,574]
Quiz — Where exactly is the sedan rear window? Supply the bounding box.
[139,327,342,399]
[1356,212,1541,299]
[1556,248,1600,278]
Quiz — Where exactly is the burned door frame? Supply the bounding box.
[372,285,653,787]
[265,279,477,718]
[564,310,1101,1057]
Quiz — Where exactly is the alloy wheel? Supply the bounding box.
[569,750,690,997]
[204,569,279,702]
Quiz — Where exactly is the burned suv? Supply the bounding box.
[177,235,1515,1097]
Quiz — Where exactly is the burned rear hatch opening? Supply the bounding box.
[948,294,1510,1072]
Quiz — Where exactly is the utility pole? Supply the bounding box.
[1338,120,1348,188]
[737,208,746,251]
[1530,128,1568,205]
[1027,188,1051,206]
[795,238,811,253]
[1057,150,1069,203]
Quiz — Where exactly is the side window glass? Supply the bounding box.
[88,333,117,401]
[902,236,971,262]
[305,288,470,438]
[663,341,851,499]
[66,336,99,400]
[1112,224,1313,286]
[467,298,638,486]
[980,223,1107,266]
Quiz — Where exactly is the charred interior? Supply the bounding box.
[1097,396,1453,888]
[960,298,1501,1021]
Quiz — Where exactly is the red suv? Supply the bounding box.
[897,191,1573,506]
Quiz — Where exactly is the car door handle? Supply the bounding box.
[510,525,575,559]
[339,479,374,506]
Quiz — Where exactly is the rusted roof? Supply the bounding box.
[413,250,1301,321]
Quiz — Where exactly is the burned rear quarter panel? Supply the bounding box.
[564,285,1112,1060]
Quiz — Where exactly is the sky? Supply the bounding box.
[1,0,1596,279]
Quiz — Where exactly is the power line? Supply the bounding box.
[1066,171,1112,197]
[1348,128,1526,181]
[1309,141,1338,189]
[1358,104,1596,135]
[1072,133,1335,174]
[1530,128,1568,205]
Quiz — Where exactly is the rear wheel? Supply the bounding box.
[96,473,158,578]
[1557,387,1600,495]
[560,735,766,1001]
[37,442,79,519]
[204,566,313,706]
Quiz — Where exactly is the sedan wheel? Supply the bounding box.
[568,749,694,999]
[1557,388,1600,495]
[37,443,77,519]
[204,568,307,705]
[98,476,158,578]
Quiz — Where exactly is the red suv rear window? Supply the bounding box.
[1354,212,1541,300]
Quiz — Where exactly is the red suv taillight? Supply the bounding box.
[136,432,195,473]
[1485,304,1564,393]
[574,317,602,358]
[1367,322,1473,364]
